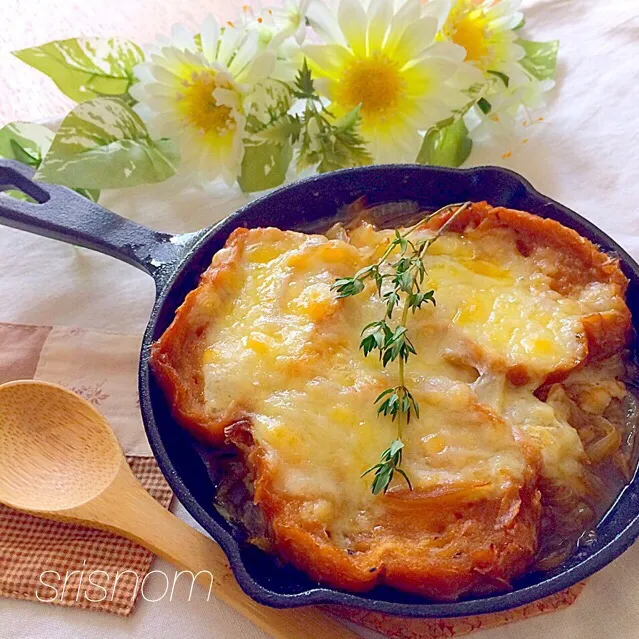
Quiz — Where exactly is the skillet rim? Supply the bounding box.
[139,164,639,617]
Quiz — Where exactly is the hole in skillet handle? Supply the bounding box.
[0,162,50,204]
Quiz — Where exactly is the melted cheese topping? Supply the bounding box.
[202,224,616,540]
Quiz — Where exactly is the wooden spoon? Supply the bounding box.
[0,380,359,639]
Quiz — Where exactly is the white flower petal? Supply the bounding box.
[487,0,522,21]
[239,51,276,85]
[367,0,393,53]
[155,47,190,70]
[295,23,306,45]
[492,12,522,31]
[182,48,207,67]
[133,102,156,126]
[133,63,154,85]
[539,78,555,92]
[404,56,458,89]
[504,12,524,30]
[171,23,196,52]
[200,14,220,62]
[229,30,259,77]
[390,16,438,61]
[432,84,467,110]
[384,0,420,54]
[150,64,182,86]
[152,110,185,133]
[303,44,352,75]
[448,61,485,89]
[407,97,455,127]
[307,0,347,46]
[338,0,368,56]
[369,122,421,163]
[394,127,422,159]
[175,134,207,171]
[420,41,467,64]
[153,35,173,48]
[269,58,298,83]
[145,93,181,112]
[147,82,180,98]
[213,87,241,110]
[129,82,148,103]
[218,24,244,67]
[171,47,202,68]
[500,63,528,86]
[511,41,526,61]
[421,0,452,31]
[151,51,173,69]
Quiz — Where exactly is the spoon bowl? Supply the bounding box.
[0,380,121,512]
[0,380,359,639]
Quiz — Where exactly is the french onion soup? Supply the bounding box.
[150,201,637,600]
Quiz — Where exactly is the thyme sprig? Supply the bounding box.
[332,201,472,495]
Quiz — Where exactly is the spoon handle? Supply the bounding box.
[76,459,360,639]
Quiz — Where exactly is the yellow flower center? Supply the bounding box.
[448,8,490,65]
[177,70,235,134]
[335,53,404,122]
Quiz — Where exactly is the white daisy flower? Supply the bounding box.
[465,75,553,143]
[465,90,519,142]
[438,0,525,80]
[303,0,466,163]
[130,16,276,184]
[270,0,312,46]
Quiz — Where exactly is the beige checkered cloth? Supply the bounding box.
[0,320,584,634]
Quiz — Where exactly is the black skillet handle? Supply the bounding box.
[0,159,205,288]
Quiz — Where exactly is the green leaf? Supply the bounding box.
[35,97,177,189]
[13,38,144,102]
[0,122,98,201]
[238,142,293,193]
[74,187,101,202]
[517,38,559,81]
[394,467,413,491]
[487,70,510,87]
[293,59,315,99]
[360,334,378,357]
[374,388,396,404]
[0,189,37,203]
[246,80,294,135]
[0,121,53,167]
[335,104,361,133]
[255,115,302,145]
[389,439,404,457]
[325,106,372,170]
[333,276,365,298]
[416,118,472,168]
[477,97,492,114]
[513,17,525,30]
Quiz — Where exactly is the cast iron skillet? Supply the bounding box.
[1,158,639,618]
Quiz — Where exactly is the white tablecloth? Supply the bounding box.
[3,0,639,637]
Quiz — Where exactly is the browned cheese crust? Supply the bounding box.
[151,228,250,445]
[226,419,541,599]
[427,202,630,384]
